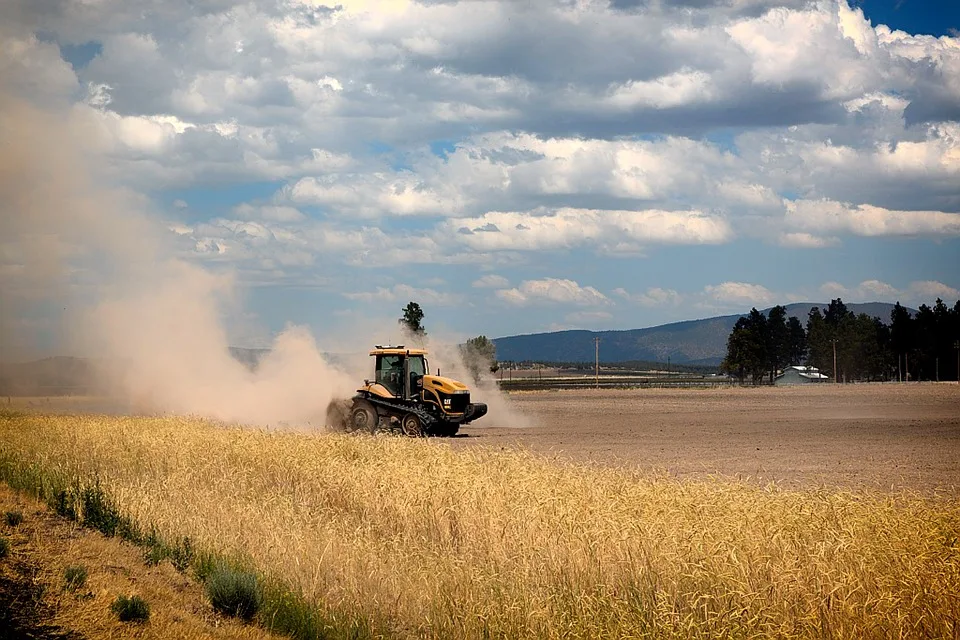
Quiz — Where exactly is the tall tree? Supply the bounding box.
[459,335,498,382]
[850,314,886,381]
[399,302,426,338]
[767,305,790,382]
[721,317,751,383]
[824,298,850,327]
[721,308,768,384]
[914,303,936,380]
[824,298,856,382]
[787,316,807,365]
[889,302,913,381]
[952,301,960,382]
[805,306,832,377]
[931,299,953,381]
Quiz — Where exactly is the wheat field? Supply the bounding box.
[1,409,958,639]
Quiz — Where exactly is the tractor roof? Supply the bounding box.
[369,346,428,356]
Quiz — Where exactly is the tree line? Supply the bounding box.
[722,298,960,384]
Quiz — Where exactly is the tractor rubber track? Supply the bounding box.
[363,395,439,431]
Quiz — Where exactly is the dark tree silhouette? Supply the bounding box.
[399,302,426,337]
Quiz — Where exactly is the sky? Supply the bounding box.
[2,0,959,351]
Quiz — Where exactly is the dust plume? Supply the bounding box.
[0,82,354,426]
[0,15,523,430]
[412,333,535,429]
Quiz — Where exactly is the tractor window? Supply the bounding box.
[376,355,403,395]
[408,356,426,377]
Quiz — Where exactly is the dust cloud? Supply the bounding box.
[0,85,354,426]
[0,17,524,430]
[414,335,535,429]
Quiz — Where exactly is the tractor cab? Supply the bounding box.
[372,347,427,399]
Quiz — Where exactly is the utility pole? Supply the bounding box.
[594,337,600,389]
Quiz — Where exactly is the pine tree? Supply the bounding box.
[399,302,426,337]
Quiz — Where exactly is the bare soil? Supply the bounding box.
[457,383,960,493]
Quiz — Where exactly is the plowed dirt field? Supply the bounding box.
[457,383,960,493]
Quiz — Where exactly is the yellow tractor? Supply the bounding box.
[328,345,487,437]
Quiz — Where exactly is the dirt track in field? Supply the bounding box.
[456,383,960,493]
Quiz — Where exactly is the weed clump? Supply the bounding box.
[0,537,8,558]
[4,510,23,527]
[52,487,77,521]
[64,565,88,591]
[111,594,151,623]
[206,565,262,621]
[143,544,166,566]
[140,531,193,572]
[81,483,122,536]
[169,536,193,572]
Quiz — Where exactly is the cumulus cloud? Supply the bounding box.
[703,281,776,307]
[495,278,609,306]
[445,208,732,252]
[818,279,960,304]
[4,0,958,336]
[604,69,716,110]
[13,0,959,239]
[905,280,960,302]
[287,173,463,218]
[233,203,306,222]
[613,286,683,306]
[472,274,510,288]
[785,199,960,237]
[858,279,900,298]
[16,0,954,188]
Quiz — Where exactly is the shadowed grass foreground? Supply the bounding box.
[0,409,958,639]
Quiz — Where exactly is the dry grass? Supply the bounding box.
[1,409,958,639]
[0,484,279,639]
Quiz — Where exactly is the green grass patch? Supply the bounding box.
[259,580,375,640]
[4,510,23,527]
[80,482,122,536]
[205,563,263,621]
[142,530,194,571]
[64,565,88,591]
[111,594,151,623]
[0,536,9,558]
[143,544,167,566]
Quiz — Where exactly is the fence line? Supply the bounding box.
[495,376,759,391]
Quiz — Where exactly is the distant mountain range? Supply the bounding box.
[492,302,909,367]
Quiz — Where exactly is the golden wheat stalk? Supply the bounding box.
[2,411,958,639]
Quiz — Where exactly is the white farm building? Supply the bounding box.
[775,366,830,386]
